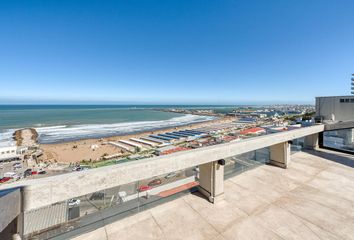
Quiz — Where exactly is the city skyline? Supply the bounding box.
[1,0,354,104]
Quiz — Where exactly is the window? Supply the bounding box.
[340,99,345,103]
[345,99,350,103]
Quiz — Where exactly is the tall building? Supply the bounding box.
[316,95,354,121]
[351,74,354,94]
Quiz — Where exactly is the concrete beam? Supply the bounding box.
[269,142,291,168]
[198,160,224,203]
[325,120,354,131]
[0,125,324,211]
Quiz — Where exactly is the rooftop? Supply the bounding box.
[71,149,354,240]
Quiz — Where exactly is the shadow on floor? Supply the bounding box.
[304,149,354,168]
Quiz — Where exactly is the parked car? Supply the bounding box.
[0,177,11,183]
[148,178,162,187]
[12,174,20,180]
[165,172,177,179]
[4,172,16,178]
[68,199,81,206]
[89,192,105,200]
[72,166,84,171]
[138,185,152,192]
[24,169,32,177]
[13,163,21,168]
[118,191,127,203]
[31,171,38,175]
[38,170,46,174]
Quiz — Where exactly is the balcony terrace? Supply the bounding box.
[71,149,354,240]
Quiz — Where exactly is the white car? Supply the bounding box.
[68,199,81,206]
[165,172,177,179]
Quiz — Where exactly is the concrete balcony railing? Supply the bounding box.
[0,124,325,239]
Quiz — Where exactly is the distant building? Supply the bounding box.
[316,95,354,122]
[235,117,257,123]
[0,146,21,162]
[351,74,354,94]
[239,127,265,135]
[316,95,354,149]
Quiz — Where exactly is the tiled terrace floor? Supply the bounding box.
[73,149,354,240]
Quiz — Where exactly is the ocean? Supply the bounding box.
[0,105,219,146]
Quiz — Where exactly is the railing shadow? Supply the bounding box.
[304,149,354,168]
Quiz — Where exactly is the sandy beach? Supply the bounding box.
[40,117,234,164]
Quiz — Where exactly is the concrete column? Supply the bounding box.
[198,160,224,203]
[269,142,291,169]
[304,133,319,150]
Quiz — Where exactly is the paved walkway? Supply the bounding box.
[72,149,354,240]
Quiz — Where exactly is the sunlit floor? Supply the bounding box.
[72,149,354,240]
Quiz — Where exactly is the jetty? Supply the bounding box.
[13,128,38,148]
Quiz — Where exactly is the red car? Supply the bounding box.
[148,178,162,187]
[138,185,152,192]
[0,177,11,183]
[31,171,38,175]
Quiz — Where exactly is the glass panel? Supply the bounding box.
[291,137,304,154]
[323,128,354,153]
[24,167,199,239]
[224,147,270,179]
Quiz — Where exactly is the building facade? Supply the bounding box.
[0,146,21,162]
[316,95,354,122]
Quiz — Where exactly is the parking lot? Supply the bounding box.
[0,159,28,180]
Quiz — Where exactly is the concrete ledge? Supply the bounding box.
[0,188,21,233]
[325,120,354,131]
[0,125,324,211]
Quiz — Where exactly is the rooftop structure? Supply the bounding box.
[316,95,354,121]
[239,127,266,135]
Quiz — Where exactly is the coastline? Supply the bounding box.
[40,116,234,164]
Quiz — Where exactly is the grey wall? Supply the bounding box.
[0,188,21,233]
[316,96,354,121]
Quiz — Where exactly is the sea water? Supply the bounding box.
[0,105,216,145]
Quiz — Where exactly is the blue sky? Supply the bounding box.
[0,0,353,104]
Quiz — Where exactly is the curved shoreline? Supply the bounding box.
[40,116,233,164]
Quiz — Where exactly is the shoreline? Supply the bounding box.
[36,117,216,145]
[40,116,234,164]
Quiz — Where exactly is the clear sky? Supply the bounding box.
[0,0,354,105]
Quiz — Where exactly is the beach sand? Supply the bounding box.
[40,117,234,164]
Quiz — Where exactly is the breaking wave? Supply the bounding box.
[0,129,16,147]
[35,114,215,144]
